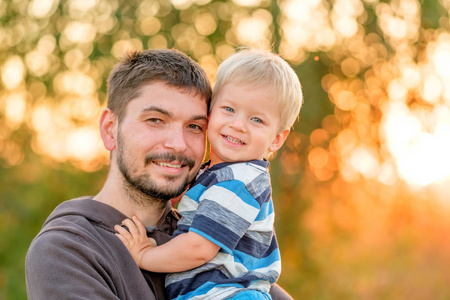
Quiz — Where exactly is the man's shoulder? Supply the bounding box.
[29,198,112,247]
[25,198,156,300]
[41,197,126,231]
[26,197,124,261]
[26,197,134,274]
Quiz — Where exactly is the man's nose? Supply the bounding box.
[164,127,187,152]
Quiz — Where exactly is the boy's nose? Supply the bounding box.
[230,116,246,132]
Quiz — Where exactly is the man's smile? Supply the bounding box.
[154,161,183,169]
[145,153,195,170]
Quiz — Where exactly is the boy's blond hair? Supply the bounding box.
[212,48,303,131]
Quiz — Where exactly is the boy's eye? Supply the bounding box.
[251,117,263,124]
[224,107,234,113]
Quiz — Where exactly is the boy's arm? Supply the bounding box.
[142,230,220,272]
[116,216,220,273]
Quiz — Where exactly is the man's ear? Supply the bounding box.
[268,129,290,152]
[99,108,117,151]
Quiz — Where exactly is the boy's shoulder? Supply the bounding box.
[199,160,270,186]
[203,159,269,172]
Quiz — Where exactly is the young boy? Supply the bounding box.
[115,48,303,300]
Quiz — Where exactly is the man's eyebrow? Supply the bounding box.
[140,106,208,123]
[140,106,171,117]
[192,115,208,123]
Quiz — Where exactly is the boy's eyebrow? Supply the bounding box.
[140,106,208,123]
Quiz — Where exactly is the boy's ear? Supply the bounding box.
[99,108,118,151]
[268,129,290,152]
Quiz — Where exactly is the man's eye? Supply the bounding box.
[188,124,204,131]
[251,117,263,124]
[148,118,162,124]
[224,107,234,113]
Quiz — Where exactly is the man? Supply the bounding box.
[25,49,292,299]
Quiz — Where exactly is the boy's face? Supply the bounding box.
[208,82,289,165]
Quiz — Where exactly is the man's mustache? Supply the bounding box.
[145,153,196,169]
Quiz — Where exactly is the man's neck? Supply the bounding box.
[94,175,167,227]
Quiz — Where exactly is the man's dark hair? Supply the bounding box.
[107,49,212,121]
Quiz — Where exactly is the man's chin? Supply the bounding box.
[144,188,186,202]
[150,177,189,199]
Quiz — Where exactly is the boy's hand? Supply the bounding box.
[115,216,157,267]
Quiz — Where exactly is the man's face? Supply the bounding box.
[115,82,208,202]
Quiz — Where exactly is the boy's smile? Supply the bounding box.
[208,82,289,165]
[222,134,245,145]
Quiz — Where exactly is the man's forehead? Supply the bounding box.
[125,83,208,118]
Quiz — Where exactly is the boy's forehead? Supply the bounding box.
[221,79,277,96]
[219,81,278,99]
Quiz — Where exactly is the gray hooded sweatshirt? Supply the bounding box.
[25,197,180,300]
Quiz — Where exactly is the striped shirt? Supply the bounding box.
[165,160,281,300]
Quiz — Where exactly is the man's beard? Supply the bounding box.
[116,131,196,206]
